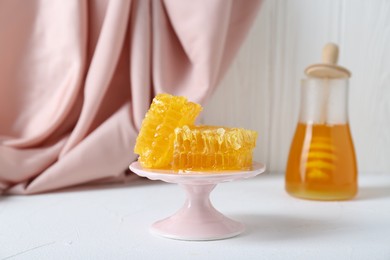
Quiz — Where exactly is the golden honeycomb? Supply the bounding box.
[134,94,202,168]
[173,125,257,171]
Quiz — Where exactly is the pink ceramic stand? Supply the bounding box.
[129,162,266,241]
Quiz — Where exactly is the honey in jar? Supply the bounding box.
[286,123,357,200]
[285,43,358,200]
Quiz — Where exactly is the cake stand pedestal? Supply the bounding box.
[129,162,266,241]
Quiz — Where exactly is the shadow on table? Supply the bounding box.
[356,184,390,201]
[0,195,6,202]
[232,213,346,242]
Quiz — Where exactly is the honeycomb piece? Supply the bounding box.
[173,125,258,171]
[134,94,202,168]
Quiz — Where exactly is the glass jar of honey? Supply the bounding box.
[285,43,358,200]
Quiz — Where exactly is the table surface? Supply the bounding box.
[1,172,390,260]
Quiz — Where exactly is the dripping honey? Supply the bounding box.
[286,123,357,200]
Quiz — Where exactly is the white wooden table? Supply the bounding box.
[1,173,389,259]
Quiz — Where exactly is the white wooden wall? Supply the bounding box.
[201,0,390,173]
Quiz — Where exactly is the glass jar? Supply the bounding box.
[285,78,358,200]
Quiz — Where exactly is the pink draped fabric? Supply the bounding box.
[0,0,261,194]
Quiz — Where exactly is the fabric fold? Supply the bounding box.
[60,0,132,156]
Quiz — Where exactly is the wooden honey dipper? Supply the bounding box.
[305,43,351,78]
[304,43,351,124]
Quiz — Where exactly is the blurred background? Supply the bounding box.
[201,0,390,174]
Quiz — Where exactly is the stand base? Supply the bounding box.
[149,184,245,241]
[150,214,244,241]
